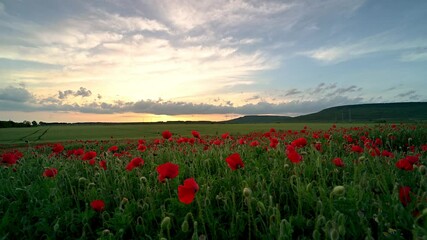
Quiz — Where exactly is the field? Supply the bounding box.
[1,123,427,239]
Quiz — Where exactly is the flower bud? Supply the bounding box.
[331,186,345,196]
[181,220,189,232]
[243,187,252,198]
[161,217,171,230]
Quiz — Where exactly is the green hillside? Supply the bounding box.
[225,102,427,123]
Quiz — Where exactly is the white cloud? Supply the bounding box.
[302,33,427,63]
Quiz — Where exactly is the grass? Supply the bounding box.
[0,123,373,146]
[0,123,426,239]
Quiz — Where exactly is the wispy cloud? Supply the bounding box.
[302,33,427,63]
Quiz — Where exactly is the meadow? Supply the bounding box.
[1,123,426,239]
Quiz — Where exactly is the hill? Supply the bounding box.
[224,102,427,123]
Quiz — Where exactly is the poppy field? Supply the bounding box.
[1,123,427,239]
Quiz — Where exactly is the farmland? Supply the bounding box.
[1,123,427,239]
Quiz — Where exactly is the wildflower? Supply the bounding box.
[191,130,201,139]
[250,141,259,147]
[82,151,97,161]
[91,199,105,212]
[157,162,179,182]
[162,130,172,140]
[108,145,118,152]
[137,144,147,152]
[99,160,107,170]
[399,186,411,206]
[52,143,64,154]
[226,153,245,170]
[291,137,307,148]
[43,168,58,178]
[286,145,302,164]
[178,178,199,204]
[351,145,363,153]
[332,157,345,167]
[126,157,144,171]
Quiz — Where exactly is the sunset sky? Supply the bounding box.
[1,0,426,122]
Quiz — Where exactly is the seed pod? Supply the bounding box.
[181,220,189,232]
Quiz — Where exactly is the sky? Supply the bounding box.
[1,0,426,123]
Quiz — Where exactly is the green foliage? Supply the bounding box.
[0,123,426,239]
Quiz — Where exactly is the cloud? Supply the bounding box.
[395,90,420,100]
[283,88,302,97]
[302,33,427,64]
[0,86,33,102]
[58,87,92,99]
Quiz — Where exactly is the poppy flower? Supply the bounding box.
[137,144,147,152]
[395,158,413,171]
[43,168,58,178]
[191,130,201,139]
[225,153,244,170]
[314,142,322,152]
[90,199,105,212]
[350,145,363,153]
[162,130,172,140]
[1,151,22,165]
[108,145,118,152]
[399,186,411,206]
[52,143,64,154]
[157,162,179,182]
[286,145,302,163]
[291,138,307,148]
[250,141,259,147]
[126,157,144,171]
[178,178,199,204]
[82,151,97,160]
[332,157,345,167]
[269,138,279,148]
[381,150,394,158]
[221,132,230,139]
[99,160,107,170]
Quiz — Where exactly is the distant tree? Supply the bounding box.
[22,120,31,127]
[32,121,38,127]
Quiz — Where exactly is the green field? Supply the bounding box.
[0,123,372,146]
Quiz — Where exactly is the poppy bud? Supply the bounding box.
[181,220,189,232]
[312,230,321,240]
[161,217,171,230]
[243,187,252,198]
[329,228,339,240]
[418,165,427,175]
[331,186,345,196]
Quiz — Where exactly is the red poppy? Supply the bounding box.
[286,145,302,164]
[43,168,58,178]
[250,141,259,147]
[395,158,413,171]
[225,153,244,170]
[421,144,427,152]
[178,178,199,204]
[314,142,322,152]
[269,138,279,148]
[221,132,230,139]
[350,145,363,153]
[88,159,96,165]
[108,145,118,152]
[99,160,107,170]
[381,150,394,158]
[162,130,172,140]
[399,186,411,206]
[82,151,97,160]
[191,130,201,139]
[126,157,144,171]
[137,144,147,152]
[90,199,105,212]
[291,138,307,148]
[1,151,23,165]
[332,157,345,167]
[157,162,179,182]
[52,143,64,154]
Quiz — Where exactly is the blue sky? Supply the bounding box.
[0,0,426,122]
